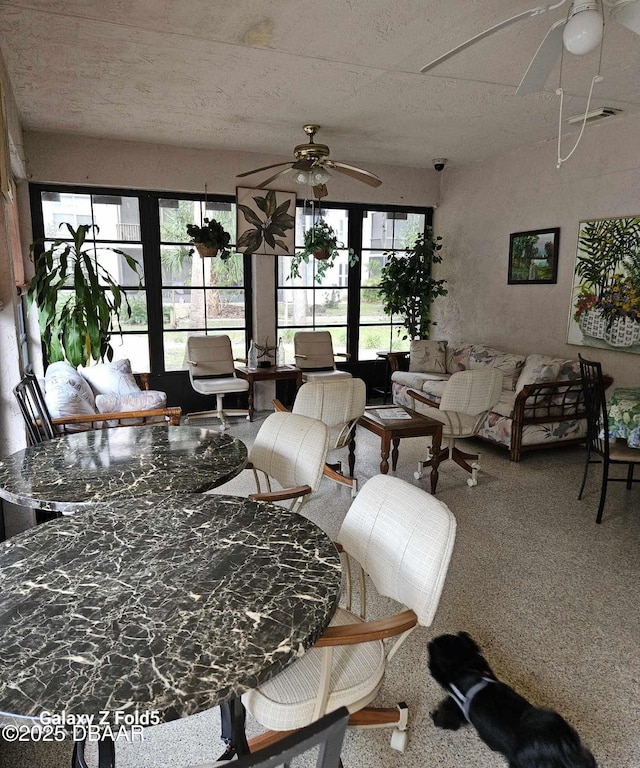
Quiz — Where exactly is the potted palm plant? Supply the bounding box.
[289,218,358,282]
[186,217,232,259]
[28,223,142,368]
[378,227,448,340]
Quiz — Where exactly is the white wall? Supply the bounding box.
[434,113,640,388]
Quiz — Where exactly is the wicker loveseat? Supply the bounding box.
[388,341,590,462]
[40,359,181,433]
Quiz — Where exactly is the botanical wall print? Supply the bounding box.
[508,228,559,284]
[567,216,640,353]
[236,187,295,256]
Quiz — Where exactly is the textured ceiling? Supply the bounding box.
[0,0,639,171]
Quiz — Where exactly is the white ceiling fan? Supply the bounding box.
[420,0,640,96]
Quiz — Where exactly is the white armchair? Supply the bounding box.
[293,331,352,383]
[243,474,457,753]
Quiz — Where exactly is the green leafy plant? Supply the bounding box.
[378,227,448,340]
[28,223,142,367]
[186,218,232,260]
[237,189,295,256]
[289,218,358,283]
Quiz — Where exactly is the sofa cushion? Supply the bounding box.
[44,361,99,432]
[408,340,448,374]
[79,359,140,396]
[515,355,562,395]
[45,361,96,407]
[95,390,168,426]
[446,343,525,391]
[491,390,517,419]
[392,371,449,390]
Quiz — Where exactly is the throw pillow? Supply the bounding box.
[409,340,448,374]
[515,355,562,395]
[95,390,167,426]
[79,359,140,397]
[44,360,96,407]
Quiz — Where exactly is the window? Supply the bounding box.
[276,203,429,363]
[30,186,249,375]
[277,207,350,363]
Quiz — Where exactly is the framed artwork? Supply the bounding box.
[236,187,295,256]
[567,216,640,353]
[0,81,13,202]
[508,228,559,285]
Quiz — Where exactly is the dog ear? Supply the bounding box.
[457,632,481,653]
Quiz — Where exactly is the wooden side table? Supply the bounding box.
[358,405,443,494]
[235,365,303,421]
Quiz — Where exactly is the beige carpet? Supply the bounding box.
[2,410,639,767]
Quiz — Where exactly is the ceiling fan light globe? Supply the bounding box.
[293,169,312,185]
[562,9,603,54]
[310,168,331,185]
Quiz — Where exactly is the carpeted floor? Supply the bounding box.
[2,409,639,768]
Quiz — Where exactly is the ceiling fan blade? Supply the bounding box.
[516,18,566,95]
[420,1,570,73]
[257,166,294,188]
[611,0,640,34]
[326,161,382,187]
[236,161,292,178]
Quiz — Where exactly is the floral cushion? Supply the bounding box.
[515,355,562,395]
[95,391,168,426]
[392,371,450,390]
[44,361,99,432]
[446,343,525,391]
[408,340,448,374]
[79,359,140,396]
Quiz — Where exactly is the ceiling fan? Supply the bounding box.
[420,0,640,95]
[236,124,382,190]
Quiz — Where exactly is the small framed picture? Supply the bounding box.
[508,228,559,285]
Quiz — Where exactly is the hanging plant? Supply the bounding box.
[288,218,358,283]
[186,217,233,259]
[28,223,142,368]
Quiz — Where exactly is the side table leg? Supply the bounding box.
[391,438,400,472]
[247,383,254,422]
[429,428,443,495]
[348,435,356,478]
[380,435,390,474]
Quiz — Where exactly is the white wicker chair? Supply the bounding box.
[185,335,249,430]
[274,378,366,496]
[293,331,352,383]
[243,474,457,753]
[409,368,503,487]
[246,411,330,513]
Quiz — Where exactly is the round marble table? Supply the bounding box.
[0,425,248,513]
[0,493,342,763]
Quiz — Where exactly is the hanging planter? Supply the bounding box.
[288,218,358,283]
[186,218,232,260]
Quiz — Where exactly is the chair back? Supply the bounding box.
[191,707,348,768]
[13,370,56,444]
[294,331,337,371]
[337,474,456,626]
[292,378,366,448]
[249,412,330,492]
[440,368,503,416]
[186,335,235,380]
[578,354,609,457]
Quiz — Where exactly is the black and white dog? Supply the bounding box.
[428,632,597,768]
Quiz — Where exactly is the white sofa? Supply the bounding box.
[389,341,589,462]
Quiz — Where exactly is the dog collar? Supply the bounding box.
[448,676,496,722]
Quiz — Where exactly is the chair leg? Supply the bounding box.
[578,445,592,500]
[627,462,635,490]
[596,459,609,524]
[323,463,358,497]
[348,701,409,752]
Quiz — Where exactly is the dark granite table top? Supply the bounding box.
[0,493,342,723]
[0,425,248,513]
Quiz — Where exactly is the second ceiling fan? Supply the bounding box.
[420,0,640,95]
